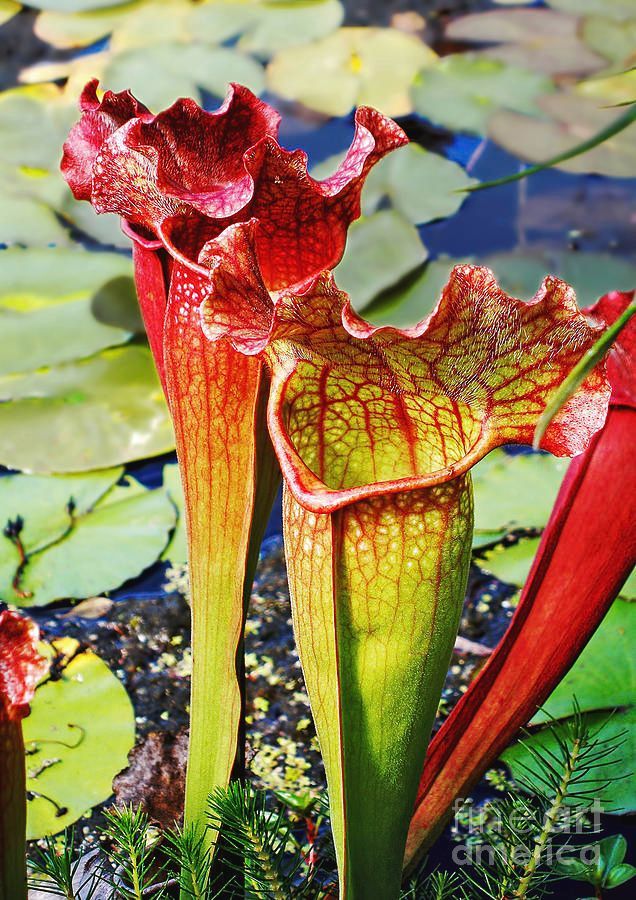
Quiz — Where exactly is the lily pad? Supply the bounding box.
[479,536,542,586]
[313,143,476,225]
[412,54,553,136]
[0,0,20,26]
[103,41,265,110]
[24,637,135,839]
[582,15,636,66]
[533,599,635,723]
[362,257,467,325]
[488,93,636,178]
[547,0,636,21]
[1,475,176,607]
[25,0,130,10]
[446,9,605,76]
[620,567,636,601]
[161,463,187,564]
[472,450,568,544]
[0,344,174,473]
[502,707,635,813]
[333,210,428,309]
[0,248,134,377]
[267,26,437,117]
[577,68,636,107]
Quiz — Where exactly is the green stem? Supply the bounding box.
[0,718,28,900]
[514,735,581,898]
[462,103,636,193]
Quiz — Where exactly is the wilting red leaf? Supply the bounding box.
[404,290,635,871]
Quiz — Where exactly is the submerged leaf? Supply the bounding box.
[24,637,135,838]
[267,27,436,117]
[0,345,174,473]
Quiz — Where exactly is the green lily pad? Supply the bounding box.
[412,54,553,136]
[0,1,20,26]
[446,9,605,76]
[25,0,130,10]
[161,463,187,564]
[472,450,568,545]
[24,637,135,839]
[479,536,542,586]
[577,69,636,107]
[532,599,635,724]
[0,344,174,474]
[362,257,468,325]
[0,248,134,377]
[582,16,636,66]
[313,143,476,225]
[1,475,176,607]
[267,26,437,117]
[548,0,636,21]
[34,0,140,48]
[502,707,635,814]
[488,93,636,178]
[103,41,265,110]
[620,567,636,601]
[333,210,428,310]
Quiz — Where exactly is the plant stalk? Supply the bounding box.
[0,718,28,900]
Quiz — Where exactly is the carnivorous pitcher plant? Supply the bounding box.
[61,81,407,846]
[0,610,48,900]
[198,220,612,897]
[405,289,636,872]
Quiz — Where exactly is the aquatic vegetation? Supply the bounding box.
[0,610,48,900]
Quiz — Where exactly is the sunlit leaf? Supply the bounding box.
[547,0,636,21]
[0,345,174,474]
[332,210,428,309]
[582,15,636,66]
[472,450,568,546]
[267,26,436,117]
[103,41,265,109]
[161,463,187,563]
[412,54,553,136]
[24,0,130,10]
[0,248,134,376]
[24,637,135,839]
[0,0,20,26]
[446,8,605,76]
[577,68,636,106]
[479,536,542,586]
[1,475,176,607]
[488,93,636,177]
[502,708,635,813]
[533,599,635,722]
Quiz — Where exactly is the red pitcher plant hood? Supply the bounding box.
[200,221,611,508]
[0,609,47,724]
[62,79,407,291]
[404,289,635,872]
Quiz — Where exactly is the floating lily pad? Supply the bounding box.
[582,15,636,66]
[313,143,476,225]
[1,475,176,607]
[162,463,187,564]
[479,536,542,586]
[547,0,636,21]
[333,210,428,309]
[533,599,635,723]
[446,9,605,76]
[488,93,636,178]
[412,54,553,136]
[362,257,467,325]
[502,707,635,814]
[0,344,174,473]
[472,450,568,545]
[577,68,636,107]
[103,41,265,110]
[0,248,134,377]
[267,26,437,117]
[621,567,636,601]
[0,0,20,26]
[24,637,135,839]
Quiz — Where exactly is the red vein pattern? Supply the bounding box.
[405,291,636,870]
[0,611,48,900]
